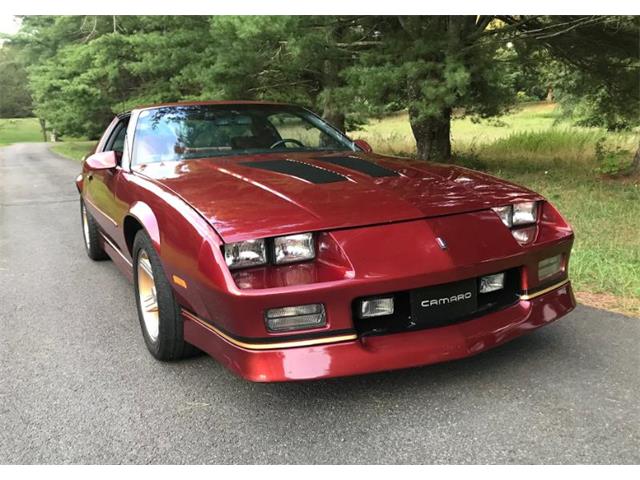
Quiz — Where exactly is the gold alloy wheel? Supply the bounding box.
[81,204,91,250]
[137,249,160,342]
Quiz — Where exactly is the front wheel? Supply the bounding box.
[132,230,198,360]
[80,199,108,261]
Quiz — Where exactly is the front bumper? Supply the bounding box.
[183,279,575,382]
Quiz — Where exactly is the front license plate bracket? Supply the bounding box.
[410,278,478,328]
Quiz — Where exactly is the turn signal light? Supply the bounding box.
[265,304,326,332]
[538,255,563,281]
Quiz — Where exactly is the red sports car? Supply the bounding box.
[77,101,575,382]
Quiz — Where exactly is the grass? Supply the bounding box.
[355,102,638,160]
[496,171,639,316]
[0,118,43,145]
[352,102,640,316]
[49,141,96,161]
[0,117,94,159]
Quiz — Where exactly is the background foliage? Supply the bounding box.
[4,15,639,164]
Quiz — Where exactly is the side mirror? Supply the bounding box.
[353,139,373,153]
[86,151,118,170]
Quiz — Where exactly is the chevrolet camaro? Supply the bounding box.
[76,101,575,382]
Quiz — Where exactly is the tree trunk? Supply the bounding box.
[321,55,346,133]
[321,20,347,133]
[546,84,555,102]
[38,118,47,142]
[408,107,452,161]
[322,107,346,133]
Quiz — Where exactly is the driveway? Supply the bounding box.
[0,143,638,464]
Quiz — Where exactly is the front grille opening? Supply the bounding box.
[353,268,521,338]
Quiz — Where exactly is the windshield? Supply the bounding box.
[131,104,356,165]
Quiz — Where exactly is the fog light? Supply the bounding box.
[538,254,563,281]
[479,272,505,293]
[359,297,394,318]
[265,304,326,332]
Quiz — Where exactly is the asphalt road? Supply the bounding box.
[0,142,638,464]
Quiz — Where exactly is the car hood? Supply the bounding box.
[134,151,542,243]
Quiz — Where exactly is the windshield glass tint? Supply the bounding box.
[131,105,355,165]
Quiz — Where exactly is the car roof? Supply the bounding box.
[125,100,294,116]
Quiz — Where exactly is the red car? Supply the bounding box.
[77,101,575,382]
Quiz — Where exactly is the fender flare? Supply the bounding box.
[126,202,161,254]
[75,174,84,194]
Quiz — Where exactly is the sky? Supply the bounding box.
[0,15,21,37]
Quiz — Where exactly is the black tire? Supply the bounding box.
[132,229,199,360]
[80,199,108,261]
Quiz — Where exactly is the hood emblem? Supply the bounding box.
[436,237,447,250]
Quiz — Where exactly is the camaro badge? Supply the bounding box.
[436,237,447,250]
[421,292,472,308]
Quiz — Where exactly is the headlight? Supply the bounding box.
[224,239,267,270]
[492,205,513,228]
[512,201,538,226]
[273,233,315,265]
[492,201,539,228]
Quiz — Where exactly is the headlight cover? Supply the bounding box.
[273,233,315,265]
[224,239,267,270]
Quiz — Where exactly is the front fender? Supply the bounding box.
[75,174,83,194]
[128,201,161,253]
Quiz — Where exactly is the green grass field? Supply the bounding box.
[0,118,43,145]
[49,141,96,161]
[355,102,638,161]
[353,102,640,315]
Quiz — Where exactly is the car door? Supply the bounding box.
[84,118,129,241]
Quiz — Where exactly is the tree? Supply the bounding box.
[343,16,516,161]
[11,16,360,136]
[343,15,638,162]
[0,45,33,117]
[9,14,638,160]
[502,16,639,130]
[13,16,213,138]
[505,15,640,173]
[180,16,362,131]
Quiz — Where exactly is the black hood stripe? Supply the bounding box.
[314,156,398,178]
[240,159,346,184]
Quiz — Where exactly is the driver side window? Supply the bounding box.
[104,119,129,154]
